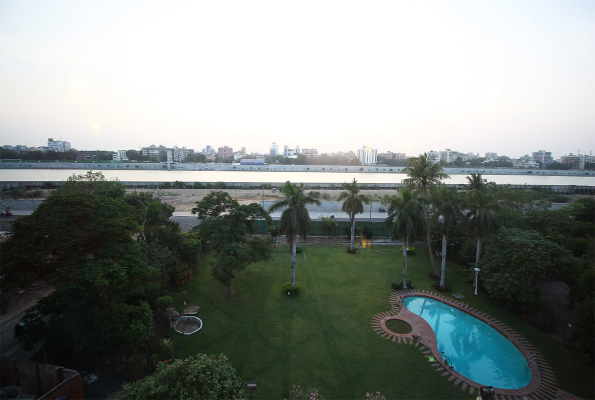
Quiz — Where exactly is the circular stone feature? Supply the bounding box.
[385,318,412,334]
[174,316,202,335]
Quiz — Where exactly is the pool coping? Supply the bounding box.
[371,289,562,399]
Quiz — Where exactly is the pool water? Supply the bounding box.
[404,296,532,389]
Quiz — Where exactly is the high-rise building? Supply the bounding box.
[270,142,279,156]
[47,138,71,152]
[357,146,377,165]
[532,150,553,165]
[302,148,319,158]
[561,154,585,170]
[218,146,233,159]
[283,146,300,158]
[485,152,498,160]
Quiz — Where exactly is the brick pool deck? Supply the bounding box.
[371,289,582,400]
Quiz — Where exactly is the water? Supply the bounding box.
[1,169,594,186]
[403,296,532,389]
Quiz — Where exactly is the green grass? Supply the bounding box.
[385,319,412,334]
[168,244,594,399]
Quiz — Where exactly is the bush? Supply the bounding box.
[284,282,301,295]
[428,271,441,281]
[192,182,203,189]
[122,354,245,400]
[400,246,416,255]
[431,281,452,292]
[321,193,331,200]
[391,279,413,290]
[154,296,173,312]
[519,300,556,332]
[296,246,304,253]
[214,181,226,189]
[160,182,172,189]
[173,180,186,189]
[241,183,250,190]
[1,187,27,199]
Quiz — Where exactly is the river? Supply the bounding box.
[1,169,594,186]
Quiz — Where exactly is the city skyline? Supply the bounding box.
[1,1,594,157]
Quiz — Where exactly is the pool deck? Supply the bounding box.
[371,289,582,400]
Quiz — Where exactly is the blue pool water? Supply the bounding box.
[403,296,532,389]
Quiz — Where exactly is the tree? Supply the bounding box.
[430,186,463,289]
[337,178,370,251]
[463,172,489,192]
[321,216,338,237]
[384,188,425,289]
[193,192,272,295]
[122,354,246,400]
[268,181,321,288]
[1,185,156,366]
[402,153,450,274]
[476,228,573,303]
[465,188,499,265]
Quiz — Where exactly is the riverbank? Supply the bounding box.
[2,161,594,176]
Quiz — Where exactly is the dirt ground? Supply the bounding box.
[123,188,391,212]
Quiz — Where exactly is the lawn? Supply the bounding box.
[168,243,594,399]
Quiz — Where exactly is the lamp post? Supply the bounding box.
[474,268,480,296]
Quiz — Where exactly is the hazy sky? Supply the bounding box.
[1,0,594,158]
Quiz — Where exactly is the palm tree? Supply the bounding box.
[463,172,489,193]
[430,185,463,290]
[466,188,499,264]
[268,181,321,287]
[337,178,370,251]
[402,153,450,274]
[384,188,425,289]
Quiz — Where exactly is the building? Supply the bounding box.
[532,150,553,166]
[485,152,498,160]
[47,138,71,152]
[270,142,279,156]
[283,146,300,158]
[561,154,585,170]
[202,145,216,157]
[439,149,459,164]
[113,150,129,161]
[173,146,193,162]
[466,152,480,160]
[357,146,377,165]
[218,146,233,159]
[302,148,319,158]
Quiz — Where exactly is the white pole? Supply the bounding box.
[474,268,480,296]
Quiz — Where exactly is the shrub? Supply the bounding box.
[288,384,324,400]
[241,183,250,190]
[154,296,173,312]
[284,282,301,295]
[160,182,171,189]
[308,191,321,199]
[296,246,304,253]
[428,271,441,281]
[518,300,556,332]
[206,183,213,188]
[121,354,245,400]
[173,180,186,189]
[400,246,416,255]
[214,181,226,189]
[321,193,331,201]
[431,281,452,292]
[391,279,413,290]
[1,187,27,199]
[360,392,387,400]
[192,182,203,189]
[160,338,174,359]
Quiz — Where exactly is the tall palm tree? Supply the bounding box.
[268,181,321,287]
[463,172,489,193]
[384,188,425,289]
[466,188,499,264]
[337,178,370,251]
[402,153,450,274]
[430,185,463,290]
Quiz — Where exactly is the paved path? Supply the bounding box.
[371,289,582,400]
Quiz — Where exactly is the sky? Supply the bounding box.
[1,0,594,158]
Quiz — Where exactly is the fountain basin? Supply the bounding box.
[174,316,202,335]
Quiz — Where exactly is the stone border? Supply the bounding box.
[371,289,564,399]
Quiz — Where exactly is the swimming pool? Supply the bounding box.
[403,296,532,389]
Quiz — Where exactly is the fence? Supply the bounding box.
[251,219,391,237]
